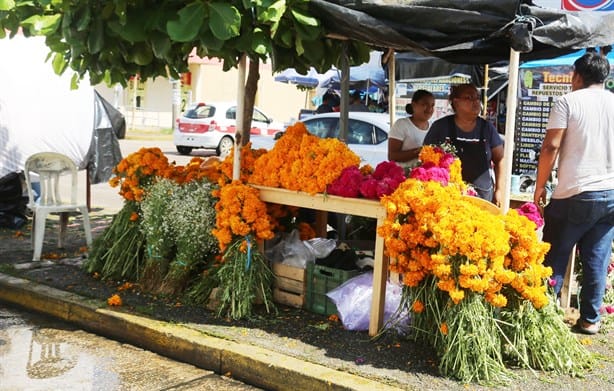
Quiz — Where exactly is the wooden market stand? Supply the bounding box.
[253,185,388,337]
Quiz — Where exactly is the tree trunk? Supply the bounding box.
[241,57,260,145]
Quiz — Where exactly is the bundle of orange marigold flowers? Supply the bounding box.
[378,144,593,384]
[249,122,360,194]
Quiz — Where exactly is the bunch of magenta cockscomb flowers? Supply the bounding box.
[327,161,406,200]
[379,145,595,384]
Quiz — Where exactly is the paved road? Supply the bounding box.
[0,304,261,391]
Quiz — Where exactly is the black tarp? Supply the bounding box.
[309,1,614,65]
[86,91,125,185]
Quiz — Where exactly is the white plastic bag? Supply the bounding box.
[326,271,409,331]
[303,237,337,259]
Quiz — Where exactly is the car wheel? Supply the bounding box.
[216,136,234,157]
[176,146,193,155]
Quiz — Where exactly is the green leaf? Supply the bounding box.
[294,36,304,56]
[87,18,104,53]
[251,28,269,56]
[75,7,91,32]
[258,0,286,24]
[208,2,240,40]
[150,33,172,59]
[115,12,149,42]
[294,20,320,41]
[22,14,62,35]
[167,3,205,42]
[291,9,318,27]
[130,43,154,66]
[0,0,15,11]
[201,36,225,52]
[70,73,80,90]
[279,30,293,47]
[51,52,68,75]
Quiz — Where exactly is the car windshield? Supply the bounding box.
[184,104,215,119]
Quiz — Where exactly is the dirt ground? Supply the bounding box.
[1,212,613,391]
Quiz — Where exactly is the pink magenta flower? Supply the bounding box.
[516,202,544,228]
[548,278,557,287]
[410,166,449,186]
[439,153,455,168]
[373,161,405,182]
[327,166,363,198]
[359,177,379,199]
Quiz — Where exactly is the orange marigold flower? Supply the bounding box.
[328,314,339,322]
[440,322,448,335]
[107,294,122,306]
[411,300,425,313]
[129,212,139,221]
[117,282,134,292]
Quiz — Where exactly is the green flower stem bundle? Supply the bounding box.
[438,293,514,385]
[159,179,218,295]
[500,297,595,376]
[84,201,145,281]
[215,237,275,320]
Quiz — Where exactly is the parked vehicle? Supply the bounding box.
[174,102,284,156]
[251,111,391,168]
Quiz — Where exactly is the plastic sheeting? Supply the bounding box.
[309,0,614,65]
[0,35,122,184]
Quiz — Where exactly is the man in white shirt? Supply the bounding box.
[534,51,614,335]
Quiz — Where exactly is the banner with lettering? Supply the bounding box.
[514,50,614,175]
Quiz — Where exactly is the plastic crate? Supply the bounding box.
[305,263,362,316]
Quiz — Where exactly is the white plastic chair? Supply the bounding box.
[24,152,92,261]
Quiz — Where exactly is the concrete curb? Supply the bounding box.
[0,273,403,391]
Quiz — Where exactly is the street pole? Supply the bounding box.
[171,79,181,131]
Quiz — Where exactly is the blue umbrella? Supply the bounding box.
[274,68,321,88]
[318,51,387,89]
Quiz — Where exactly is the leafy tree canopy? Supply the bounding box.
[0,0,371,87]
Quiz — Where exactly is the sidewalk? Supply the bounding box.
[1,211,613,391]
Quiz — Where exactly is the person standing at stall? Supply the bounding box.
[388,89,435,167]
[533,51,614,335]
[423,84,504,204]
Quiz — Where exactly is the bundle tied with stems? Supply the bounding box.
[85,147,173,281]
[208,181,276,319]
[139,178,219,296]
[378,145,594,384]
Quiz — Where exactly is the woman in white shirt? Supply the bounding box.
[388,89,435,166]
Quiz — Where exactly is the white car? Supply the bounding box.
[251,111,392,168]
[174,102,284,156]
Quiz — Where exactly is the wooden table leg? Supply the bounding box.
[369,216,388,337]
[314,210,327,238]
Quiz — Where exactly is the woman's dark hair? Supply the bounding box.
[406,89,433,115]
[573,52,610,87]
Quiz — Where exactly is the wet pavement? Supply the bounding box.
[0,304,261,391]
